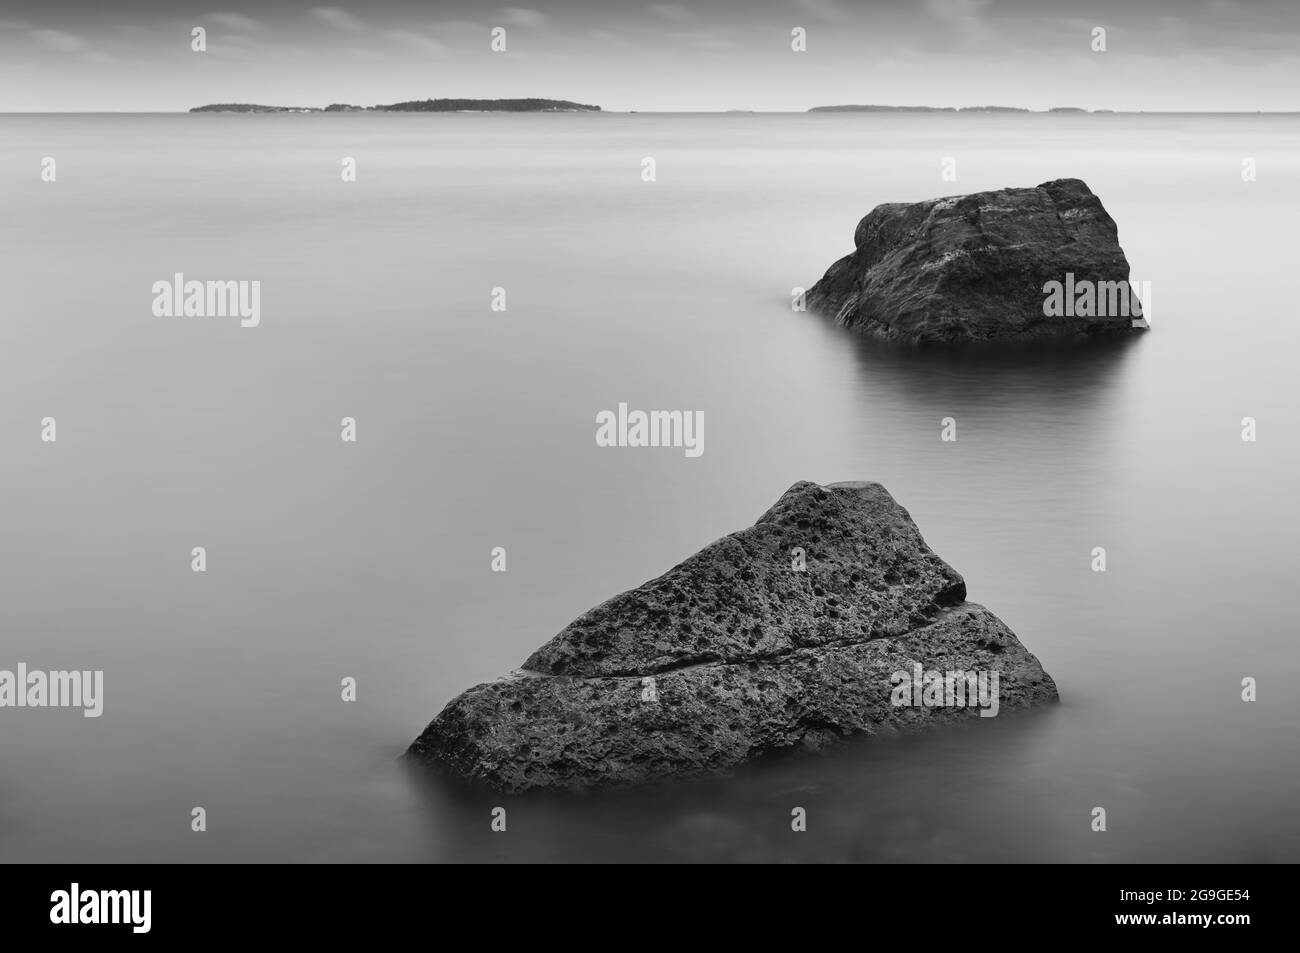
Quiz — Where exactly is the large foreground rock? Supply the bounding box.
[806,178,1147,342]
[408,481,1058,790]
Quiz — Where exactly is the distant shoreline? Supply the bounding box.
[191,98,600,114]
[6,108,1296,116]
[183,99,1298,117]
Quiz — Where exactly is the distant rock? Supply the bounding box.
[407,481,1059,791]
[806,178,1148,342]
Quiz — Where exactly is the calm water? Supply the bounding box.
[1,112,1297,863]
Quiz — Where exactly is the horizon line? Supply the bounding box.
[5,108,1300,115]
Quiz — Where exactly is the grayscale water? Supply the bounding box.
[1,112,1297,863]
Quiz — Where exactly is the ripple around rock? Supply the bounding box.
[806,178,1149,343]
[407,481,1059,791]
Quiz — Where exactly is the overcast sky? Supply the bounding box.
[2,0,1298,112]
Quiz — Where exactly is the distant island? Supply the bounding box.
[191,104,318,113]
[191,98,600,113]
[809,105,1031,113]
[383,98,599,112]
[806,105,1136,114]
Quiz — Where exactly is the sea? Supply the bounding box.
[1,111,1297,862]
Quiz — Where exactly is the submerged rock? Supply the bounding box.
[407,481,1058,790]
[806,178,1148,342]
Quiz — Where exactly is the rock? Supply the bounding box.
[407,481,1059,790]
[806,178,1148,342]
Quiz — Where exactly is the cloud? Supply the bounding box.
[588,29,633,49]
[923,0,991,17]
[30,29,87,53]
[793,0,850,23]
[501,8,547,28]
[308,8,450,58]
[670,31,735,51]
[1205,0,1242,15]
[310,7,366,32]
[922,0,994,44]
[24,26,118,63]
[648,4,695,23]
[208,12,261,33]
[384,30,447,55]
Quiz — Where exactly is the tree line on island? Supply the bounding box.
[191,98,601,113]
